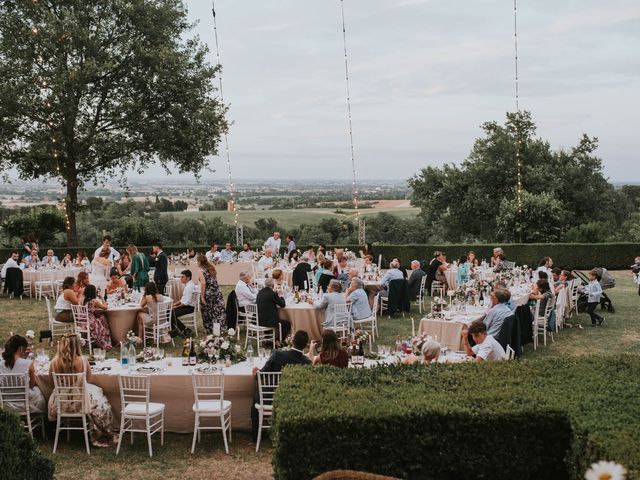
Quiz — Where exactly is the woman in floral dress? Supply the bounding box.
[127,244,149,291]
[197,255,226,333]
[82,284,113,350]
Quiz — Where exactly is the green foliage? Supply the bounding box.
[199,198,228,211]
[0,0,227,244]
[1,206,64,245]
[408,111,622,243]
[0,410,55,480]
[563,221,612,243]
[272,356,640,480]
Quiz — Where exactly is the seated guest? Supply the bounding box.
[116,253,133,288]
[60,253,73,268]
[403,339,441,365]
[258,248,275,272]
[292,255,313,291]
[54,276,80,322]
[0,335,46,413]
[48,333,116,447]
[490,247,505,267]
[41,249,59,267]
[551,267,562,288]
[379,260,404,298]
[288,250,300,264]
[75,250,91,270]
[362,254,375,273]
[345,278,372,321]
[205,243,220,263]
[74,271,90,295]
[219,242,235,262]
[308,329,349,368]
[346,268,359,288]
[407,260,426,299]
[529,279,554,318]
[136,282,166,339]
[536,257,554,280]
[311,279,347,329]
[482,289,513,336]
[462,321,507,362]
[391,257,408,279]
[316,259,336,293]
[554,270,573,295]
[170,270,197,337]
[333,256,349,281]
[81,285,112,350]
[467,250,479,268]
[305,246,316,262]
[424,251,449,293]
[235,270,257,309]
[456,254,470,285]
[360,242,374,259]
[238,243,255,261]
[106,268,128,295]
[271,268,284,290]
[492,253,508,273]
[21,247,40,268]
[256,278,291,340]
[1,250,22,280]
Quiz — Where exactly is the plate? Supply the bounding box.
[193,365,220,373]
[135,366,160,374]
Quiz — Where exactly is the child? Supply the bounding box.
[631,257,640,296]
[584,269,604,326]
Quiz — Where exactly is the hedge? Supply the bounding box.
[1,242,638,270]
[272,355,640,480]
[0,410,55,480]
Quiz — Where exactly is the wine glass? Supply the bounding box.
[207,348,215,367]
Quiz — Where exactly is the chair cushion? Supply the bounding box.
[124,402,164,416]
[192,400,232,413]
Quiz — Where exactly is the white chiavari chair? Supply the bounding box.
[71,304,92,356]
[35,269,56,300]
[191,373,232,454]
[244,304,277,350]
[352,294,378,340]
[52,372,90,454]
[46,296,75,339]
[326,303,351,344]
[0,373,45,439]
[531,297,555,349]
[506,345,516,360]
[255,372,281,452]
[143,300,173,348]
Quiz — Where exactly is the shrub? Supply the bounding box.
[0,410,55,480]
[272,356,640,480]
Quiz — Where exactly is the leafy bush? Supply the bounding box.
[272,356,640,480]
[0,410,55,480]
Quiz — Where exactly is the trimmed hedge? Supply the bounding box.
[0,410,55,479]
[272,356,640,480]
[1,242,638,270]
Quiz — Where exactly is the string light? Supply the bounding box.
[211,0,242,245]
[513,0,524,213]
[339,0,365,244]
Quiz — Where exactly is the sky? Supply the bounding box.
[172,0,639,183]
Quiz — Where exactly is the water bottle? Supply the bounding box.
[128,343,137,367]
[120,343,129,369]
[247,344,254,366]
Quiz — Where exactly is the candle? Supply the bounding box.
[304,281,308,290]
[369,334,373,353]
[411,317,415,338]
[213,323,221,336]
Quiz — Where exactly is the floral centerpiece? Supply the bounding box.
[124,330,140,348]
[198,329,245,363]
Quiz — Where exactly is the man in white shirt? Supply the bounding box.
[170,270,198,336]
[93,236,120,262]
[379,260,405,298]
[462,321,507,362]
[219,242,235,262]
[235,271,257,308]
[1,250,22,279]
[258,248,274,272]
[238,243,255,261]
[265,232,281,254]
[205,243,221,263]
[41,249,60,267]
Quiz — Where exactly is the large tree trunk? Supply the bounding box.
[65,179,78,247]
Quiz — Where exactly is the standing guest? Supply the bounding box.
[54,276,80,322]
[360,242,374,259]
[205,243,221,263]
[197,255,226,333]
[258,248,275,272]
[631,257,640,296]
[41,249,60,267]
[316,259,336,293]
[238,243,255,261]
[554,270,574,296]
[482,289,513,336]
[74,271,90,295]
[456,254,471,285]
[219,243,235,262]
[127,244,149,291]
[265,232,281,254]
[81,285,112,350]
[169,270,197,337]
[286,235,296,255]
[89,248,112,292]
[308,329,349,368]
[292,254,313,291]
[407,260,426,300]
[22,235,37,260]
[490,247,505,268]
[379,260,404,298]
[60,253,73,268]
[136,282,165,340]
[311,279,347,329]
[461,321,507,362]
[424,251,450,293]
[48,333,116,447]
[256,278,291,340]
[235,271,257,309]
[536,257,554,280]
[1,250,21,280]
[149,241,168,295]
[93,235,120,262]
[0,335,46,413]
[345,278,372,321]
[106,268,128,295]
[584,270,604,327]
[467,251,479,268]
[75,250,91,270]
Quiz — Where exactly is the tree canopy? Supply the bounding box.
[0,0,227,245]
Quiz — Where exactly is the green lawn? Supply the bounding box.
[161,206,420,229]
[1,271,638,478]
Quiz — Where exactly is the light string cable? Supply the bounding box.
[513,0,524,212]
[339,0,363,241]
[211,1,239,234]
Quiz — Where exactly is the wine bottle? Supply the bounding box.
[189,338,197,366]
[181,339,190,366]
[357,340,365,365]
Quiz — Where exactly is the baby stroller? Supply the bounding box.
[573,268,616,313]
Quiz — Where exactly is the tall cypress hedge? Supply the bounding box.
[272,356,640,480]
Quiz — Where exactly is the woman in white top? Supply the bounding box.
[89,247,112,291]
[54,276,80,322]
[0,335,45,413]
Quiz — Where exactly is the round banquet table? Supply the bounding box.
[105,305,142,343]
[22,267,82,296]
[278,303,325,341]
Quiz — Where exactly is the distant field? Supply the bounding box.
[161,206,419,229]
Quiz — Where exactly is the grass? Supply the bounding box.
[160,206,420,229]
[1,271,639,478]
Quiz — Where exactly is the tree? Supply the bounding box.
[1,207,65,245]
[496,192,568,243]
[0,0,227,246]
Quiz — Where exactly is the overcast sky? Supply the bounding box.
[175,0,640,183]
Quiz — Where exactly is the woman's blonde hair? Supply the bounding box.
[51,333,83,373]
[197,254,217,277]
[126,244,138,257]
